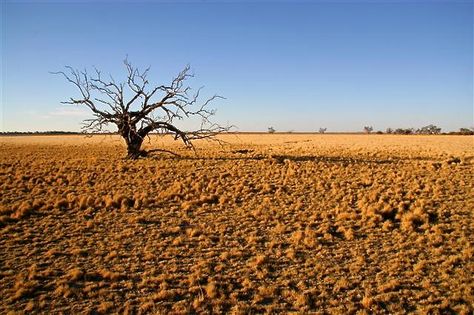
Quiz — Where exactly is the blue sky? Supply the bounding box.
[1,0,473,132]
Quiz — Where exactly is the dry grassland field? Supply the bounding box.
[0,134,473,314]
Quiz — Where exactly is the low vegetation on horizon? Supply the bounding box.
[0,134,473,313]
[2,125,473,137]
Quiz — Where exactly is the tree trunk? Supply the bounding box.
[126,137,144,159]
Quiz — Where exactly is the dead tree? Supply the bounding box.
[363,126,373,134]
[53,59,229,159]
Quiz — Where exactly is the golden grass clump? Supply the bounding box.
[12,277,39,301]
[249,254,268,269]
[97,301,114,313]
[253,285,277,303]
[400,208,429,232]
[97,269,122,281]
[205,281,219,298]
[66,268,84,281]
[78,195,95,209]
[54,198,69,210]
[10,201,34,219]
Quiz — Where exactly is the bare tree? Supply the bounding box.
[319,127,327,134]
[53,59,230,159]
[459,127,474,135]
[268,127,276,134]
[417,124,441,135]
[394,128,414,135]
[363,126,373,134]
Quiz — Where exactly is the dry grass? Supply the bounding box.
[0,134,473,313]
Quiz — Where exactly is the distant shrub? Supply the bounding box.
[417,124,441,135]
[319,128,327,134]
[363,126,373,134]
[394,128,414,135]
[391,125,444,135]
[458,127,474,135]
[268,127,276,134]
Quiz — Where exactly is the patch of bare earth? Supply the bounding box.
[0,135,473,313]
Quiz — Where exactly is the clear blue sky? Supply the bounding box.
[1,0,473,132]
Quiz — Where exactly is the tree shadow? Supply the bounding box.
[148,151,431,165]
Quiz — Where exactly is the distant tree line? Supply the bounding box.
[384,124,441,135]
[382,125,474,135]
[456,128,474,135]
[4,125,473,136]
[0,131,81,136]
[264,125,474,135]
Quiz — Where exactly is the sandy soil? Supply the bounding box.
[0,134,473,314]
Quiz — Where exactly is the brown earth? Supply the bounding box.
[0,134,473,314]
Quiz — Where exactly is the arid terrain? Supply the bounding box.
[0,134,473,314]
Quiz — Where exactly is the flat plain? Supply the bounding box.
[0,134,473,314]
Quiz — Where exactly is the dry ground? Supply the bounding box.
[0,134,473,314]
